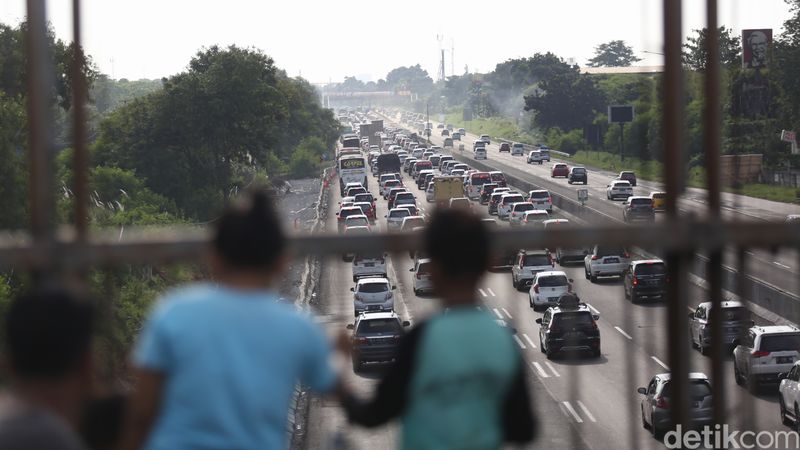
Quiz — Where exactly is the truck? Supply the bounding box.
[433,176,465,207]
[376,153,401,175]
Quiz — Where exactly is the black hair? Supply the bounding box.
[213,189,286,269]
[5,289,94,379]
[424,208,489,281]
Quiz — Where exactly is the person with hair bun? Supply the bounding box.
[122,189,338,450]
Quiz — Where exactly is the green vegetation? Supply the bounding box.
[444,110,539,144]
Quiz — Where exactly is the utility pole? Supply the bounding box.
[451,38,455,77]
[426,102,430,145]
[619,123,625,161]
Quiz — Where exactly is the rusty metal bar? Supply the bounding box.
[702,0,727,428]
[24,0,56,246]
[663,0,689,433]
[71,0,89,242]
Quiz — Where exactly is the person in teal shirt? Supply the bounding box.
[123,190,338,450]
[341,209,536,449]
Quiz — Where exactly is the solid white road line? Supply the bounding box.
[562,401,583,423]
[774,261,792,269]
[587,304,600,315]
[614,326,633,340]
[522,333,537,348]
[532,362,550,378]
[577,401,597,422]
[492,308,504,320]
[501,307,513,319]
[545,361,561,377]
[651,356,670,370]
[513,335,526,349]
[487,288,496,297]
[479,288,488,297]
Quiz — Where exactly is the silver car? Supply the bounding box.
[638,372,713,438]
[351,277,396,316]
[688,300,750,354]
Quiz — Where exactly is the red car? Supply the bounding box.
[551,163,569,178]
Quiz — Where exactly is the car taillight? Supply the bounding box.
[355,337,368,344]
[655,396,668,409]
[591,255,599,260]
[533,284,540,293]
[752,350,770,358]
[623,252,630,258]
[632,277,639,286]
[547,253,553,265]
[416,272,422,279]
[568,284,573,292]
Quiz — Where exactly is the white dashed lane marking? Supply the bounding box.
[545,362,561,377]
[479,288,488,297]
[492,308,504,320]
[522,333,537,348]
[513,335,526,349]
[651,356,670,370]
[532,362,550,378]
[562,401,583,423]
[487,288,496,297]
[501,308,513,319]
[614,326,633,340]
[577,401,597,422]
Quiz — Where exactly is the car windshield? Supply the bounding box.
[613,182,630,187]
[359,282,389,293]
[539,275,568,287]
[403,218,424,228]
[635,263,666,275]
[514,204,534,212]
[490,173,506,182]
[354,252,382,262]
[530,191,549,199]
[346,217,368,225]
[596,246,626,257]
[661,380,711,400]
[385,180,400,187]
[389,210,410,218]
[552,312,593,327]
[759,334,800,352]
[354,194,373,203]
[340,209,359,218]
[711,307,748,322]
[503,195,524,204]
[572,168,586,174]
[523,254,550,266]
[357,319,402,335]
[631,198,652,206]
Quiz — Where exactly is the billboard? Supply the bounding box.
[742,29,772,69]
[608,105,634,124]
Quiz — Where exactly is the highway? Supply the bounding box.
[303,141,794,449]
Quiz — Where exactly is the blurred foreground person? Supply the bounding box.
[340,208,536,449]
[0,290,94,450]
[123,190,338,450]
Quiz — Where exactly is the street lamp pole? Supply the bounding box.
[426,101,430,145]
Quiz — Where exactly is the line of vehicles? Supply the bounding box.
[336,112,800,437]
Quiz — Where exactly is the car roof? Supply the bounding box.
[520,249,549,254]
[542,219,568,224]
[345,214,369,220]
[752,325,800,335]
[612,180,632,185]
[389,207,410,212]
[535,270,567,277]
[357,311,399,320]
[402,215,424,221]
[356,277,389,284]
[632,259,664,266]
[629,196,651,201]
[696,300,745,309]
[655,372,709,381]
[524,210,549,216]
[340,206,362,212]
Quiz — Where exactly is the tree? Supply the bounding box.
[385,64,434,94]
[587,40,642,67]
[682,27,742,72]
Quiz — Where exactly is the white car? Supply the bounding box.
[527,150,546,164]
[479,134,491,144]
[385,208,411,231]
[352,252,387,282]
[498,193,526,220]
[474,147,487,160]
[378,173,399,188]
[343,214,370,231]
[425,182,435,203]
[511,249,555,290]
[508,202,536,226]
[527,190,553,213]
[380,179,403,198]
[606,180,633,200]
[779,361,800,425]
[511,143,525,155]
[584,245,630,282]
[520,210,550,228]
[735,325,800,390]
[529,271,572,310]
[351,277,396,316]
[410,258,434,295]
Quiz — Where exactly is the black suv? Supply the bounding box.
[568,167,588,185]
[623,259,667,303]
[536,294,601,359]
[479,183,500,204]
[623,196,655,222]
[347,312,410,371]
[499,142,511,152]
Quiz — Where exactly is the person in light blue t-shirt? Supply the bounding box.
[122,190,338,450]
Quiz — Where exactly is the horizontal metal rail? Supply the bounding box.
[0,221,796,269]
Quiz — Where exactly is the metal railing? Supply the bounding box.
[7,0,797,447]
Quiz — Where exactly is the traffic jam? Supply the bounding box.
[333,111,800,442]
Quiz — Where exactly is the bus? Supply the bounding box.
[339,155,368,193]
[341,135,360,149]
[465,172,491,199]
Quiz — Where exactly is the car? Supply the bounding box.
[618,171,637,186]
[403,158,418,173]
[584,245,630,282]
[508,202,536,226]
[528,271,572,310]
[622,196,655,222]
[381,179,403,198]
[441,129,450,136]
[385,208,411,231]
[452,132,461,140]
[387,188,409,208]
[488,190,512,215]
[416,170,434,189]
[345,185,368,197]
[520,210,550,228]
[410,258,434,295]
[567,167,588,184]
[537,147,551,162]
[352,202,375,221]
[480,134,491,144]
[498,193,526,219]
[353,192,376,212]
[446,124,454,131]
[551,163,569,178]
[411,161,433,178]
[650,192,667,212]
[343,214,370,231]
[450,169,466,178]
[400,215,425,232]
[511,143,525,155]
[473,140,488,151]
[527,190,553,213]
[555,246,590,265]
[638,373,713,438]
[536,293,601,359]
[337,206,364,232]
[428,155,442,167]
[458,128,466,135]
[347,311,410,371]
[489,171,507,187]
[734,325,800,390]
[474,147,487,160]
[411,148,425,159]
[689,300,750,354]
[448,197,472,210]
[391,191,416,210]
[425,182,435,203]
[352,251,387,282]
[779,361,800,427]
[378,173,400,189]
[478,183,500,204]
[397,204,419,217]
[351,277,396,316]
[606,180,633,200]
[786,214,800,224]
[623,259,666,303]
[436,123,444,128]
[527,150,546,164]
[342,225,371,260]
[499,142,511,153]
[438,155,454,170]
[511,249,555,290]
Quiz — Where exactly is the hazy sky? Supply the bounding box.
[0,0,792,83]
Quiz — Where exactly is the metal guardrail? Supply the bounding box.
[495,138,572,159]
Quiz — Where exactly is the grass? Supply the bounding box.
[737,183,800,204]
[443,110,539,145]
